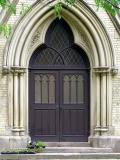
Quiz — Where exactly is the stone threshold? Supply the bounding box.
[46,142,90,147]
[1,153,120,159]
[43,147,112,153]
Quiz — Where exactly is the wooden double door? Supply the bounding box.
[29,69,89,142]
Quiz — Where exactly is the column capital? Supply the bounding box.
[93,66,118,75]
[11,66,26,74]
[3,66,26,75]
[93,66,110,74]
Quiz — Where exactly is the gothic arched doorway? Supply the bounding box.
[29,19,90,142]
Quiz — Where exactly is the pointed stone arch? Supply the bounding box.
[3,1,115,68]
[3,0,117,147]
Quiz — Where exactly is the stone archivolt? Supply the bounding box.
[2,0,118,147]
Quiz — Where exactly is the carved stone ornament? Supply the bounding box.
[93,66,110,74]
[93,66,118,75]
[11,66,26,74]
[2,66,26,74]
[2,66,10,74]
[30,28,41,49]
[111,67,119,75]
[28,24,91,56]
[79,33,91,50]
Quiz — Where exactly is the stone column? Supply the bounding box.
[93,67,110,135]
[10,67,26,136]
[12,71,19,135]
[100,72,108,135]
[19,71,26,136]
[94,73,101,135]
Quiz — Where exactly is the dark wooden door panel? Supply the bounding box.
[29,71,60,141]
[29,70,89,142]
[59,71,89,141]
[34,110,56,136]
[61,109,85,135]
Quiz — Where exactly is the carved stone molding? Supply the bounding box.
[94,126,115,136]
[30,29,41,48]
[94,127,109,136]
[93,66,110,74]
[2,66,26,74]
[111,67,119,75]
[94,127,109,132]
[93,66,118,75]
[11,66,26,74]
[79,32,91,50]
[2,66,10,74]
[28,24,91,56]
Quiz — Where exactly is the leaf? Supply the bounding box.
[8,3,16,14]
[0,0,7,8]
[95,0,120,16]
[20,4,31,16]
[0,24,12,38]
[64,0,76,6]
[54,2,63,19]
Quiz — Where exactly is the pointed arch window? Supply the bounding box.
[29,19,90,69]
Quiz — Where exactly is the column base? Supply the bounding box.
[94,127,109,136]
[12,128,25,136]
[0,136,30,150]
[89,136,120,152]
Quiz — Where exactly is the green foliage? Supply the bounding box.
[64,0,76,6]
[0,24,12,38]
[54,0,76,19]
[1,140,47,154]
[0,0,120,38]
[54,0,120,18]
[8,3,16,14]
[0,0,16,14]
[0,1,31,38]
[20,4,32,16]
[95,0,120,16]
[27,140,47,149]
[55,2,63,19]
[35,140,47,148]
[1,148,43,154]
[0,0,7,8]
[1,148,35,154]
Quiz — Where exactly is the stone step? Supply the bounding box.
[46,142,90,147]
[1,152,120,159]
[43,147,112,153]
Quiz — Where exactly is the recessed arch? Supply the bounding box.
[29,18,90,141]
[3,0,114,68]
[2,0,115,143]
